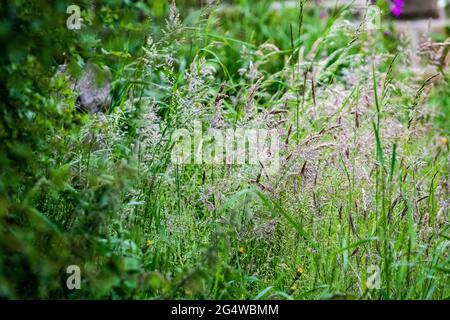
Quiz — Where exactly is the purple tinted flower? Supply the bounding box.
[391,0,405,17]
[320,11,327,20]
[391,6,402,17]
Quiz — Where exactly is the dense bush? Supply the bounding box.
[0,0,153,298]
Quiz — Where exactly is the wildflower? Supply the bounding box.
[296,267,304,275]
[146,240,154,247]
[391,0,405,17]
[438,136,448,146]
[239,246,246,254]
[290,284,298,292]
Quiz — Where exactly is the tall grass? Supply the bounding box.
[0,0,448,299]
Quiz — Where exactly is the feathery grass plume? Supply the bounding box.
[167,0,181,32]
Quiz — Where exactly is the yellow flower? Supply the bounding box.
[290,284,298,292]
[146,240,154,247]
[296,267,304,275]
[239,246,246,254]
[438,136,448,146]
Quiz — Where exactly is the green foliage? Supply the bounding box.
[429,73,450,134]
[0,0,151,299]
[0,0,449,300]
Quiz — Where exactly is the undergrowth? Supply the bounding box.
[0,0,448,299]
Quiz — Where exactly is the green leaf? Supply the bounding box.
[254,286,273,300]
